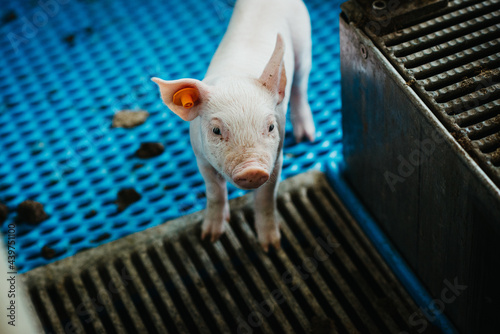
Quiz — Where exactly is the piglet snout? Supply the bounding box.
[233,167,269,189]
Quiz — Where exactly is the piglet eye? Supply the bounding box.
[213,127,221,135]
[269,124,275,132]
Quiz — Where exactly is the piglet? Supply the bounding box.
[152,0,315,251]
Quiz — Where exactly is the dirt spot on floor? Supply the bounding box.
[112,110,149,128]
[41,245,56,259]
[17,200,48,225]
[135,142,164,159]
[116,188,142,212]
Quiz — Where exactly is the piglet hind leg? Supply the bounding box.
[198,162,230,242]
[290,16,315,143]
[253,155,283,252]
[290,83,315,143]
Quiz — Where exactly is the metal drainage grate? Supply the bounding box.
[22,171,425,334]
[359,0,500,187]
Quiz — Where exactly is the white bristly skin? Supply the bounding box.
[152,0,315,251]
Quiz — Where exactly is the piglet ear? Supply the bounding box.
[151,77,210,121]
[259,34,287,105]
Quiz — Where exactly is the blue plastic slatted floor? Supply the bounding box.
[0,0,342,272]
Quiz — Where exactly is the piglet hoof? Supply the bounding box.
[292,105,316,143]
[258,228,281,252]
[201,220,226,242]
[201,206,230,242]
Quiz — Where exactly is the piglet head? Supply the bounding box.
[152,35,287,190]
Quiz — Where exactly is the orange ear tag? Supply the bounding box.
[173,87,199,109]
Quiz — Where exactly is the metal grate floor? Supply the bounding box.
[22,171,424,334]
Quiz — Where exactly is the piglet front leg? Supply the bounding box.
[253,155,283,252]
[197,161,230,242]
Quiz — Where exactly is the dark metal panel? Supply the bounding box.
[340,8,500,332]
[340,17,421,266]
